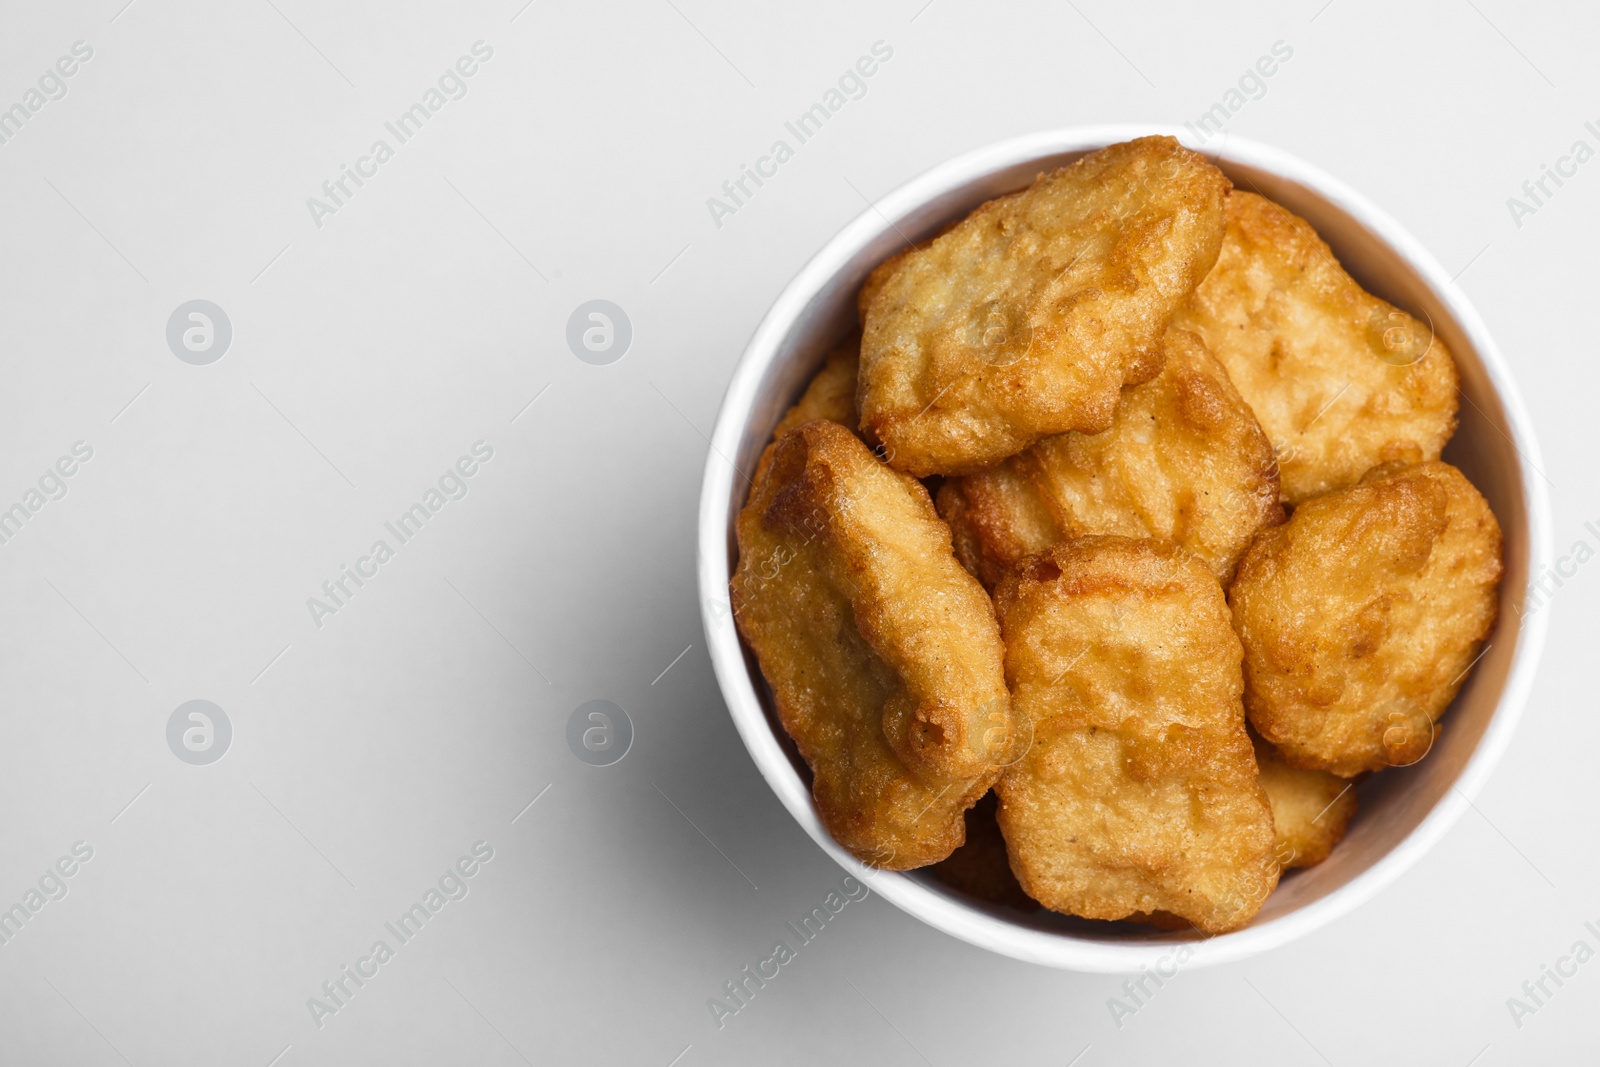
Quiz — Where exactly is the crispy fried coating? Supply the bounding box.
[753,338,861,483]
[859,136,1230,476]
[857,244,925,329]
[732,420,1014,869]
[856,219,969,330]
[1253,733,1358,868]
[1172,191,1459,503]
[993,538,1279,934]
[929,792,1037,911]
[1230,461,1502,776]
[937,328,1281,588]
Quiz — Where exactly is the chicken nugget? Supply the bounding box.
[753,337,860,483]
[857,243,926,329]
[993,537,1279,934]
[938,328,1281,588]
[1230,461,1502,776]
[929,791,1037,911]
[856,219,972,331]
[859,136,1230,476]
[732,420,1014,869]
[1172,191,1459,503]
[1252,733,1358,868]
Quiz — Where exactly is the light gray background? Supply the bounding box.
[0,0,1593,1064]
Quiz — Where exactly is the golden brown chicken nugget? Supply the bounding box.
[753,338,861,483]
[732,420,1014,869]
[1172,191,1459,503]
[857,243,924,329]
[928,792,1037,911]
[859,136,1230,476]
[938,328,1281,588]
[993,538,1279,934]
[1252,733,1358,868]
[856,222,968,329]
[1230,461,1502,776]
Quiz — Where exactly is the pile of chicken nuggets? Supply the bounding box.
[730,136,1503,935]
